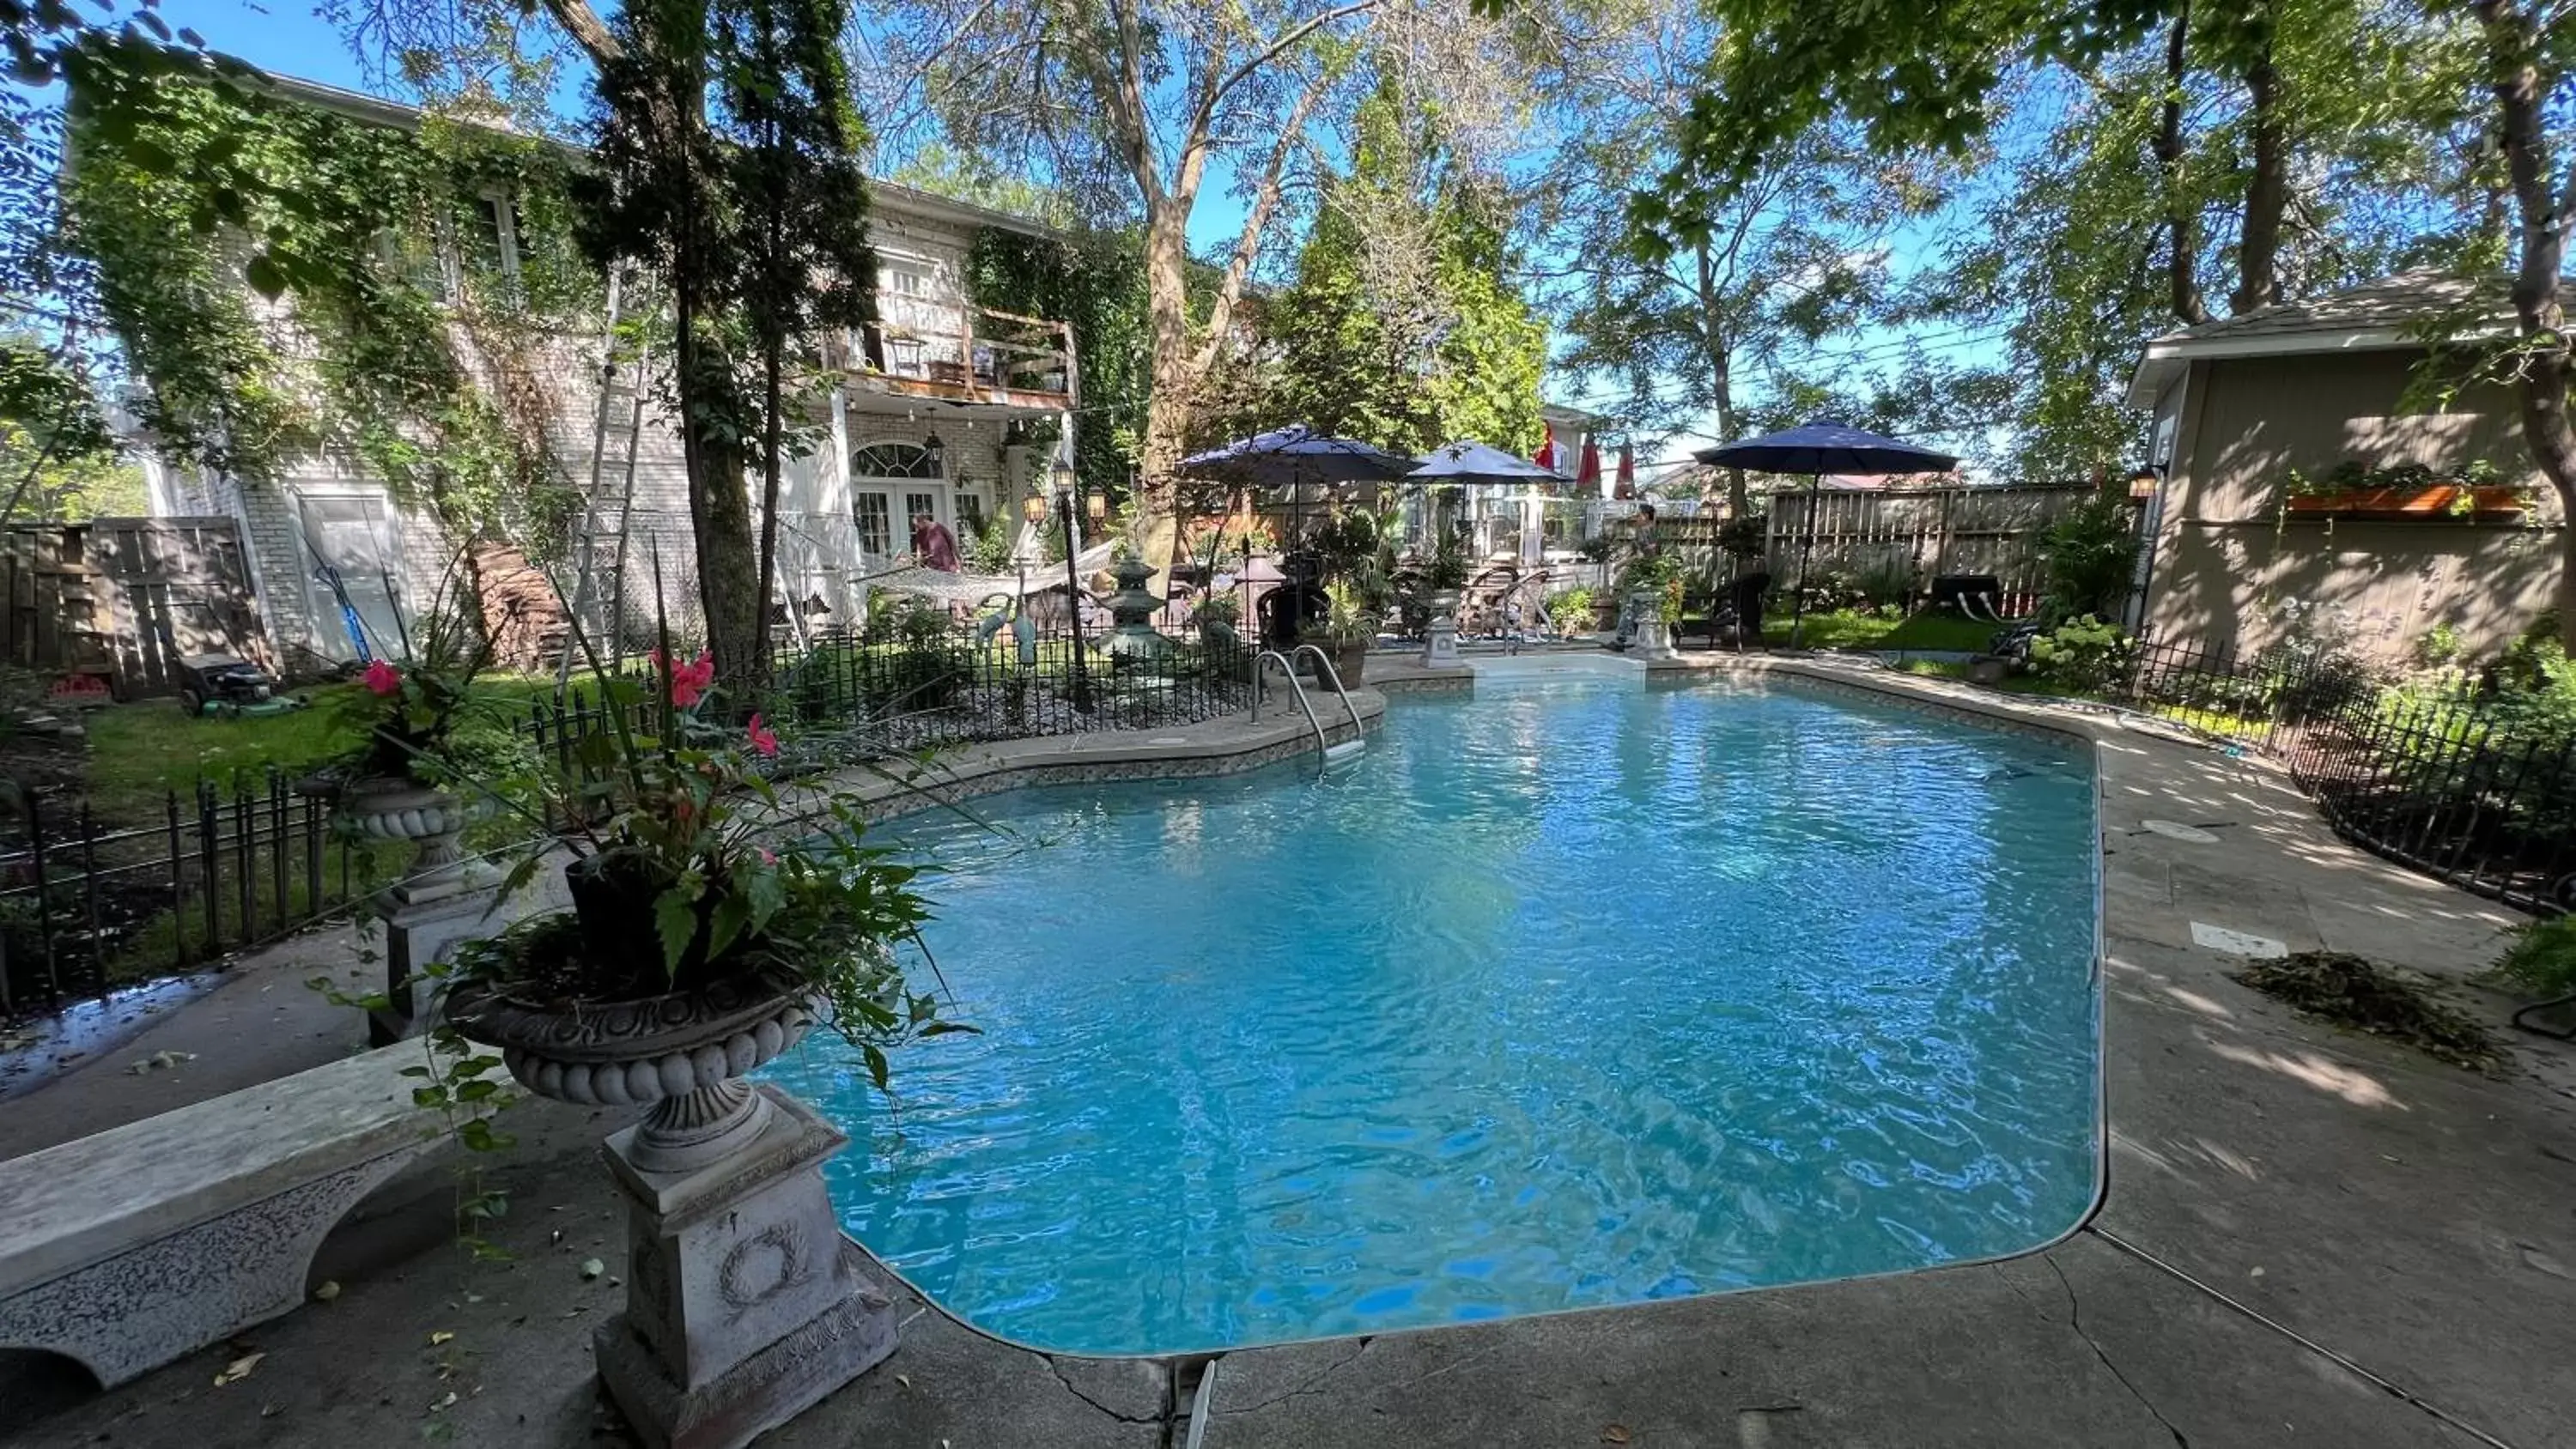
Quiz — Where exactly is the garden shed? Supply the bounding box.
[2126,271,2567,659]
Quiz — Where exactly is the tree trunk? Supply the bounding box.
[1693,240,1750,520]
[755,326,783,670]
[1139,193,1197,513]
[2475,0,2576,649]
[2233,39,2286,314]
[2154,0,2210,325]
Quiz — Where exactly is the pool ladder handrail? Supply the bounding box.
[1250,647,1365,776]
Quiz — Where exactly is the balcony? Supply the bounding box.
[845,301,1075,413]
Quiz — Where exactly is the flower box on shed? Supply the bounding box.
[2284,484,2531,519]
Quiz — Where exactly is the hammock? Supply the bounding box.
[854,540,1123,603]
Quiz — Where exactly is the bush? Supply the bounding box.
[2027,615,2136,693]
[1544,586,1594,633]
[2038,491,2137,624]
[1715,516,1766,561]
[2494,914,2576,1000]
[2482,625,2576,752]
[2412,621,2464,670]
[963,518,1017,574]
[1852,554,1917,611]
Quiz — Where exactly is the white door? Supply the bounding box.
[848,440,952,567]
[293,491,405,662]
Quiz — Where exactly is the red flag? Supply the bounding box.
[1614,440,1636,500]
[1577,437,1601,494]
[1533,422,1557,472]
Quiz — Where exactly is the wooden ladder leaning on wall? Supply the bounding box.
[557,267,651,687]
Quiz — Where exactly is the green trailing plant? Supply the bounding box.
[963,515,1018,574]
[2279,458,2530,518]
[964,227,1148,515]
[2413,621,2466,670]
[1715,516,1767,561]
[1300,579,1380,651]
[322,551,502,789]
[1191,593,1241,630]
[62,41,589,550]
[1545,585,1595,632]
[2027,615,2136,694]
[1620,550,1684,596]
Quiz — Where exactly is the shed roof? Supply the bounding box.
[2124,270,2513,407]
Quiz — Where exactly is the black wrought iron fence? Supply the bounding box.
[0,773,363,1012]
[2112,637,2575,913]
[769,621,1254,749]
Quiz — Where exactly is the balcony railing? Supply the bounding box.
[848,301,1074,405]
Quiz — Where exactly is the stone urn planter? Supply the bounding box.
[1627,590,1676,661]
[1420,589,1465,669]
[337,779,485,906]
[447,962,896,1449]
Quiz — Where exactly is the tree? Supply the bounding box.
[2463,0,2576,646]
[714,0,878,667]
[563,0,877,687]
[854,0,1536,533]
[0,338,139,521]
[1540,0,1929,514]
[1268,75,1545,456]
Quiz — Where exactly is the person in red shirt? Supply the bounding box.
[911,512,960,572]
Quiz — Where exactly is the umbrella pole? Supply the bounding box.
[1789,471,1820,649]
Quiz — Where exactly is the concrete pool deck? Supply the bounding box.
[5,657,2573,1447]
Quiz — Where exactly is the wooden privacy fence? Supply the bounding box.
[1760,484,2099,609]
[1,517,265,697]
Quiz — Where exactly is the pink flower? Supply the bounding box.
[746,712,780,757]
[362,659,401,695]
[758,847,778,865]
[653,647,717,709]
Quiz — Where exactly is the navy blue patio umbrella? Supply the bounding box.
[1694,420,1959,649]
[1179,424,1417,564]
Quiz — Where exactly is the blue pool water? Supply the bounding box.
[759,671,2101,1355]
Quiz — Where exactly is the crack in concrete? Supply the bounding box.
[1208,1337,1372,1416]
[2046,1257,2191,1448]
[1043,1355,1169,1428]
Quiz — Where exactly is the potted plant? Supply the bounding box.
[1617,553,1683,657]
[2281,458,2537,518]
[320,556,505,904]
[443,640,957,1105]
[1423,526,1471,617]
[1299,579,1377,688]
[436,633,965,1442]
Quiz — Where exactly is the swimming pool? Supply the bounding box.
[759,670,2102,1356]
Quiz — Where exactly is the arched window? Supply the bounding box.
[850,440,942,480]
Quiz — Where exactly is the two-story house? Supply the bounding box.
[129,71,1084,670]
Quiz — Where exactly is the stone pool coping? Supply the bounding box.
[9,652,2574,1448]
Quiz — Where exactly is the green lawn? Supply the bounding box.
[82,675,560,824]
[1761,609,2001,653]
[1893,660,2273,742]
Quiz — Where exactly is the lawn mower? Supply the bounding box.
[176,655,307,718]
